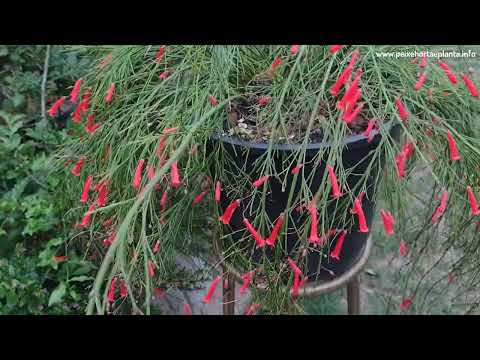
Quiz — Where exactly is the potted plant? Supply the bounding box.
[54,45,480,314]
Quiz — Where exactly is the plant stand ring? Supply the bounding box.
[213,236,373,315]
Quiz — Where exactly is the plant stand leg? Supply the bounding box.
[223,272,235,315]
[347,275,360,315]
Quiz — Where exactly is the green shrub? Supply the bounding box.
[0,45,94,314]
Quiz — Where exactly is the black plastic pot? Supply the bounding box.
[209,124,400,282]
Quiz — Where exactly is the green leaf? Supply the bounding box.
[11,93,25,108]
[48,282,66,307]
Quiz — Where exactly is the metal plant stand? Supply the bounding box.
[214,236,373,315]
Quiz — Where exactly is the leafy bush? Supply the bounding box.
[0,243,95,314]
[0,45,94,314]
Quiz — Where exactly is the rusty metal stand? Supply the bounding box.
[218,236,372,316]
[223,273,235,315]
[347,275,360,315]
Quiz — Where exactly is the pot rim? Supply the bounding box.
[210,121,398,153]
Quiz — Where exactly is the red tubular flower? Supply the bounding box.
[326,164,342,199]
[395,97,409,122]
[363,119,376,142]
[344,89,362,114]
[147,260,156,278]
[399,298,412,311]
[215,181,221,202]
[47,97,65,118]
[338,70,362,111]
[258,96,270,107]
[419,53,427,68]
[446,131,461,161]
[243,218,266,248]
[159,71,169,80]
[79,98,90,114]
[245,303,261,315]
[399,240,407,256]
[72,104,82,123]
[414,72,427,91]
[395,152,407,179]
[193,191,207,205]
[70,79,82,103]
[156,136,168,159]
[105,83,115,103]
[107,277,117,303]
[80,175,93,203]
[431,190,449,223]
[80,203,96,227]
[307,200,320,244]
[252,175,269,188]
[287,257,302,275]
[270,57,282,72]
[352,197,369,233]
[466,186,480,216]
[266,213,284,247]
[155,45,166,63]
[85,114,101,134]
[438,60,458,84]
[330,230,347,260]
[203,275,221,304]
[380,209,395,236]
[96,182,109,207]
[329,45,344,54]
[163,127,178,135]
[219,199,240,225]
[291,164,304,174]
[183,303,193,315]
[290,45,300,55]
[461,74,479,97]
[170,161,182,188]
[208,95,218,106]
[103,231,116,247]
[151,240,161,254]
[330,66,352,96]
[240,270,255,295]
[348,48,360,68]
[342,102,364,124]
[132,159,145,189]
[160,190,168,213]
[290,273,300,298]
[402,142,415,160]
[120,281,128,298]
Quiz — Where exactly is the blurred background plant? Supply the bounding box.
[0,45,94,314]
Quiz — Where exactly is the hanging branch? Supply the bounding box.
[41,45,51,120]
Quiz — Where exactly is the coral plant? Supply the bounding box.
[54,46,480,314]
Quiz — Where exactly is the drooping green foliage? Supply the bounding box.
[55,45,480,314]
